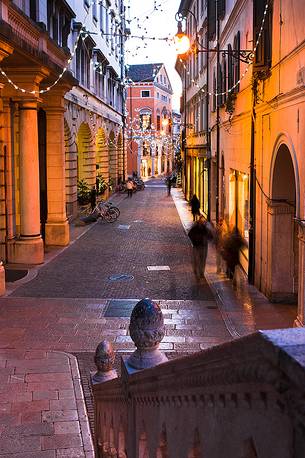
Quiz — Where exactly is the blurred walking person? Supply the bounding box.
[90,186,97,211]
[222,226,247,284]
[190,194,200,221]
[188,216,214,281]
[126,179,133,198]
[214,218,227,273]
[166,176,172,196]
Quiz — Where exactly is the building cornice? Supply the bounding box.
[255,85,305,115]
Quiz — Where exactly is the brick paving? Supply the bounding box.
[0,178,296,456]
[10,184,213,300]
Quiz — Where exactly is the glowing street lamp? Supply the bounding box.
[174,21,191,56]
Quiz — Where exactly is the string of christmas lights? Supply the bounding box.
[178,0,269,98]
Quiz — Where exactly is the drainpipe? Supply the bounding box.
[215,1,220,224]
[183,66,187,197]
[206,1,211,222]
[121,2,126,180]
[248,88,256,284]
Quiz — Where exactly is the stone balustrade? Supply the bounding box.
[92,299,305,458]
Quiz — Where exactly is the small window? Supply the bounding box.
[140,113,151,130]
[141,90,150,98]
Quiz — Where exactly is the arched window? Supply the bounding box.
[139,109,152,131]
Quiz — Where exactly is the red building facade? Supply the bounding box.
[126,63,174,177]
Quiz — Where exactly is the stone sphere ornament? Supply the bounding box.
[127,298,168,370]
[91,340,117,384]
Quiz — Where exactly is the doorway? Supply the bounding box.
[267,143,298,303]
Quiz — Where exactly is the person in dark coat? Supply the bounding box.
[190,194,201,221]
[90,186,97,211]
[166,177,172,196]
[214,218,227,273]
[221,226,247,280]
[188,216,214,281]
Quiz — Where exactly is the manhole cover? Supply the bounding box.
[104,299,139,317]
[108,274,134,282]
[5,269,28,283]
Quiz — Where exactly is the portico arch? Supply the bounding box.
[267,137,299,303]
[76,122,95,186]
[109,131,117,185]
[117,131,124,181]
[64,120,77,217]
[96,127,109,183]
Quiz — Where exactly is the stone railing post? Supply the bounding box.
[125,298,168,371]
[91,340,117,385]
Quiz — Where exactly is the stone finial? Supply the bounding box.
[91,340,117,385]
[127,298,168,370]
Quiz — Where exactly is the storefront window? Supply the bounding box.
[203,162,209,217]
[229,168,249,242]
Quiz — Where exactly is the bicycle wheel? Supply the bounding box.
[78,204,92,217]
[108,206,120,217]
[104,208,119,222]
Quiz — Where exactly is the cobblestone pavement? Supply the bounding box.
[10,180,213,300]
[0,178,296,457]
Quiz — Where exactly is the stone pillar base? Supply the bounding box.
[45,220,69,246]
[7,237,44,265]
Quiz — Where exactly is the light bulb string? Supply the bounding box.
[179,0,269,97]
[0,1,95,95]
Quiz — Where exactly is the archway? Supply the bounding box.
[117,131,124,182]
[64,120,77,217]
[267,143,298,303]
[96,127,109,190]
[76,122,95,186]
[109,131,117,186]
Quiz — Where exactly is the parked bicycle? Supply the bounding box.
[79,199,120,222]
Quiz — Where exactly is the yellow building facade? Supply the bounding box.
[178,0,305,325]
[0,0,126,265]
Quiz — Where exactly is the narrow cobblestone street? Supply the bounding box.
[10,179,214,300]
[0,179,296,457]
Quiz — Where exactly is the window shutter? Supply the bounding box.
[212,68,216,111]
[217,0,226,20]
[227,44,233,92]
[253,0,272,70]
[208,0,216,41]
[233,32,240,93]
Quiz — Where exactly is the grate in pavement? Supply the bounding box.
[5,269,28,283]
[108,274,134,282]
[147,266,170,271]
[117,224,130,230]
[104,299,139,317]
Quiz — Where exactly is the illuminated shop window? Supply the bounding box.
[229,169,249,242]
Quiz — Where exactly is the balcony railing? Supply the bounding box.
[92,299,305,458]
